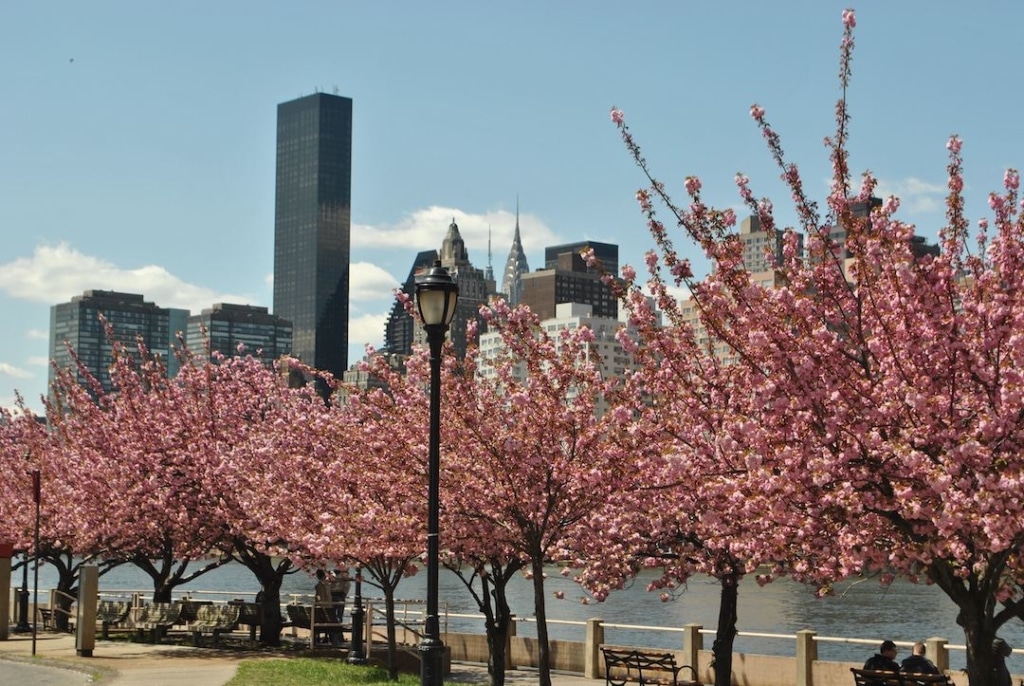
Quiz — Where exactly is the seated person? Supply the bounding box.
[901,642,939,674]
[864,640,900,672]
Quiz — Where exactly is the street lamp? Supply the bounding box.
[415,259,459,686]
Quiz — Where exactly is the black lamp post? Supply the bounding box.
[13,552,30,632]
[346,564,366,664]
[415,259,459,686]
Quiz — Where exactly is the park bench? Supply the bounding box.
[178,599,213,626]
[287,602,347,648]
[96,600,131,639]
[228,600,262,641]
[601,646,700,686]
[850,667,954,686]
[189,604,240,647]
[128,601,182,643]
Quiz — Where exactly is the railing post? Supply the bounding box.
[796,629,816,686]
[926,637,949,673]
[585,618,604,679]
[506,615,517,670]
[683,623,703,675]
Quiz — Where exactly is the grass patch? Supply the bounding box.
[226,657,421,686]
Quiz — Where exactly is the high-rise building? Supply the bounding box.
[435,219,494,359]
[49,290,187,395]
[186,303,293,364]
[502,202,530,305]
[544,240,618,276]
[478,302,643,418]
[382,249,438,359]
[521,241,619,321]
[273,92,352,380]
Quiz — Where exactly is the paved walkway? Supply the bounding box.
[0,631,596,686]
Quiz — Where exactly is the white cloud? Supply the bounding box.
[350,261,401,306]
[0,243,255,312]
[348,311,389,355]
[873,177,946,215]
[26,329,47,340]
[27,357,49,368]
[0,363,32,379]
[353,206,560,262]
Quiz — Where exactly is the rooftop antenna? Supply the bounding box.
[333,85,339,95]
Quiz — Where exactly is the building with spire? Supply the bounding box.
[435,219,494,359]
[502,201,530,306]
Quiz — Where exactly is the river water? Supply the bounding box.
[20,559,1024,673]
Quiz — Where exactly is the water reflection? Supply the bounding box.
[30,561,1024,673]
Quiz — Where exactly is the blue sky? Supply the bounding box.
[3,1,1023,411]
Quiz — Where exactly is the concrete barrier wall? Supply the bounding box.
[437,628,981,686]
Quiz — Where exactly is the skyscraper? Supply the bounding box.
[502,201,530,306]
[273,92,352,380]
[186,303,293,364]
[521,241,619,321]
[49,290,187,396]
[382,249,439,359]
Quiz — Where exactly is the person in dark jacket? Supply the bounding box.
[864,640,900,672]
[992,637,1013,686]
[901,642,939,674]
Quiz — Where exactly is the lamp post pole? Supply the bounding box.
[14,553,30,632]
[415,259,458,686]
[346,564,366,664]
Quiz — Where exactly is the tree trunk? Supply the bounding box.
[384,585,400,681]
[711,573,739,686]
[530,555,552,686]
[230,544,292,646]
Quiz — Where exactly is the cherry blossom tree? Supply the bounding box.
[46,331,230,603]
[437,301,643,686]
[608,8,1024,685]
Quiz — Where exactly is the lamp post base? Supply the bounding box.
[13,589,31,633]
[419,638,445,686]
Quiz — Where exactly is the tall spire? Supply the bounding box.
[502,197,530,306]
[485,225,495,282]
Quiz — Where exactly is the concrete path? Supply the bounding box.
[0,631,596,686]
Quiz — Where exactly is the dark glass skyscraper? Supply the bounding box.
[273,92,352,379]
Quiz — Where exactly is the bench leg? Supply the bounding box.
[192,631,202,647]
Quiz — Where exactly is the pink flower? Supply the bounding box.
[610,108,624,125]
[1005,169,1020,191]
[842,8,856,28]
[946,136,962,154]
[621,265,637,281]
[750,104,765,121]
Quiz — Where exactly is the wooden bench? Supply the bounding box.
[287,603,347,648]
[228,601,262,641]
[128,602,182,643]
[190,604,240,647]
[601,647,700,686]
[96,600,131,639]
[178,599,213,626]
[850,668,954,686]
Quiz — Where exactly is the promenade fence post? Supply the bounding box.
[585,618,604,679]
[507,616,517,670]
[926,637,949,673]
[75,565,98,657]
[796,629,816,686]
[0,547,10,640]
[683,623,702,675]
